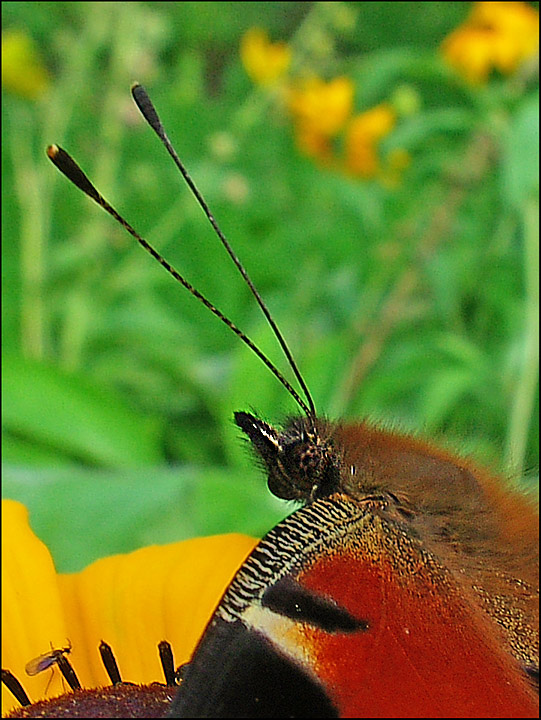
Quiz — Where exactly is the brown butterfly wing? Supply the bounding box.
[171,494,538,717]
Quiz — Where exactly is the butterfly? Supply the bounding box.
[48,85,539,719]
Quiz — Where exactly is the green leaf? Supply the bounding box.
[2,464,286,573]
[501,94,540,210]
[2,355,162,467]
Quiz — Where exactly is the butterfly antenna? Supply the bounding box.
[130,83,316,419]
[47,144,312,417]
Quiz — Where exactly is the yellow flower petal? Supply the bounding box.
[2,500,69,712]
[57,534,257,687]
[241,28,291,86]
[441,1,539,83]
[345,104,396,178]
[2,498,258,714]
[289,76,354,139]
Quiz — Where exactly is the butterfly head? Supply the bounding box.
[235,411,342,502]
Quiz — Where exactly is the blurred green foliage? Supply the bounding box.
[2,2,538,572]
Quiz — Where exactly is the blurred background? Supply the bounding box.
[2,1,539,572]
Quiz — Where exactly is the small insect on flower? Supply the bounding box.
[25,641,72,676]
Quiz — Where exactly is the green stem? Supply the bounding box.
[12,106,46,360]
[505,196,539,477]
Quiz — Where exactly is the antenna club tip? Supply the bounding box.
[47,144,59,159]
[130,81,141,92]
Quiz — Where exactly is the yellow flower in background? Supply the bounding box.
[345,104,396,178]
[1,499,257,715]
[442,1,539,83]
[288,76,354,162]
[2,29,50,99]
[241,28,291,86]
[289,76,354,139]
[239,31,404,183]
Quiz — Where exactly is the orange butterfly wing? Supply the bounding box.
[172,495,538,717]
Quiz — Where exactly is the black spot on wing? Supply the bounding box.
[169,617,339,718]
[262,576,369,632]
